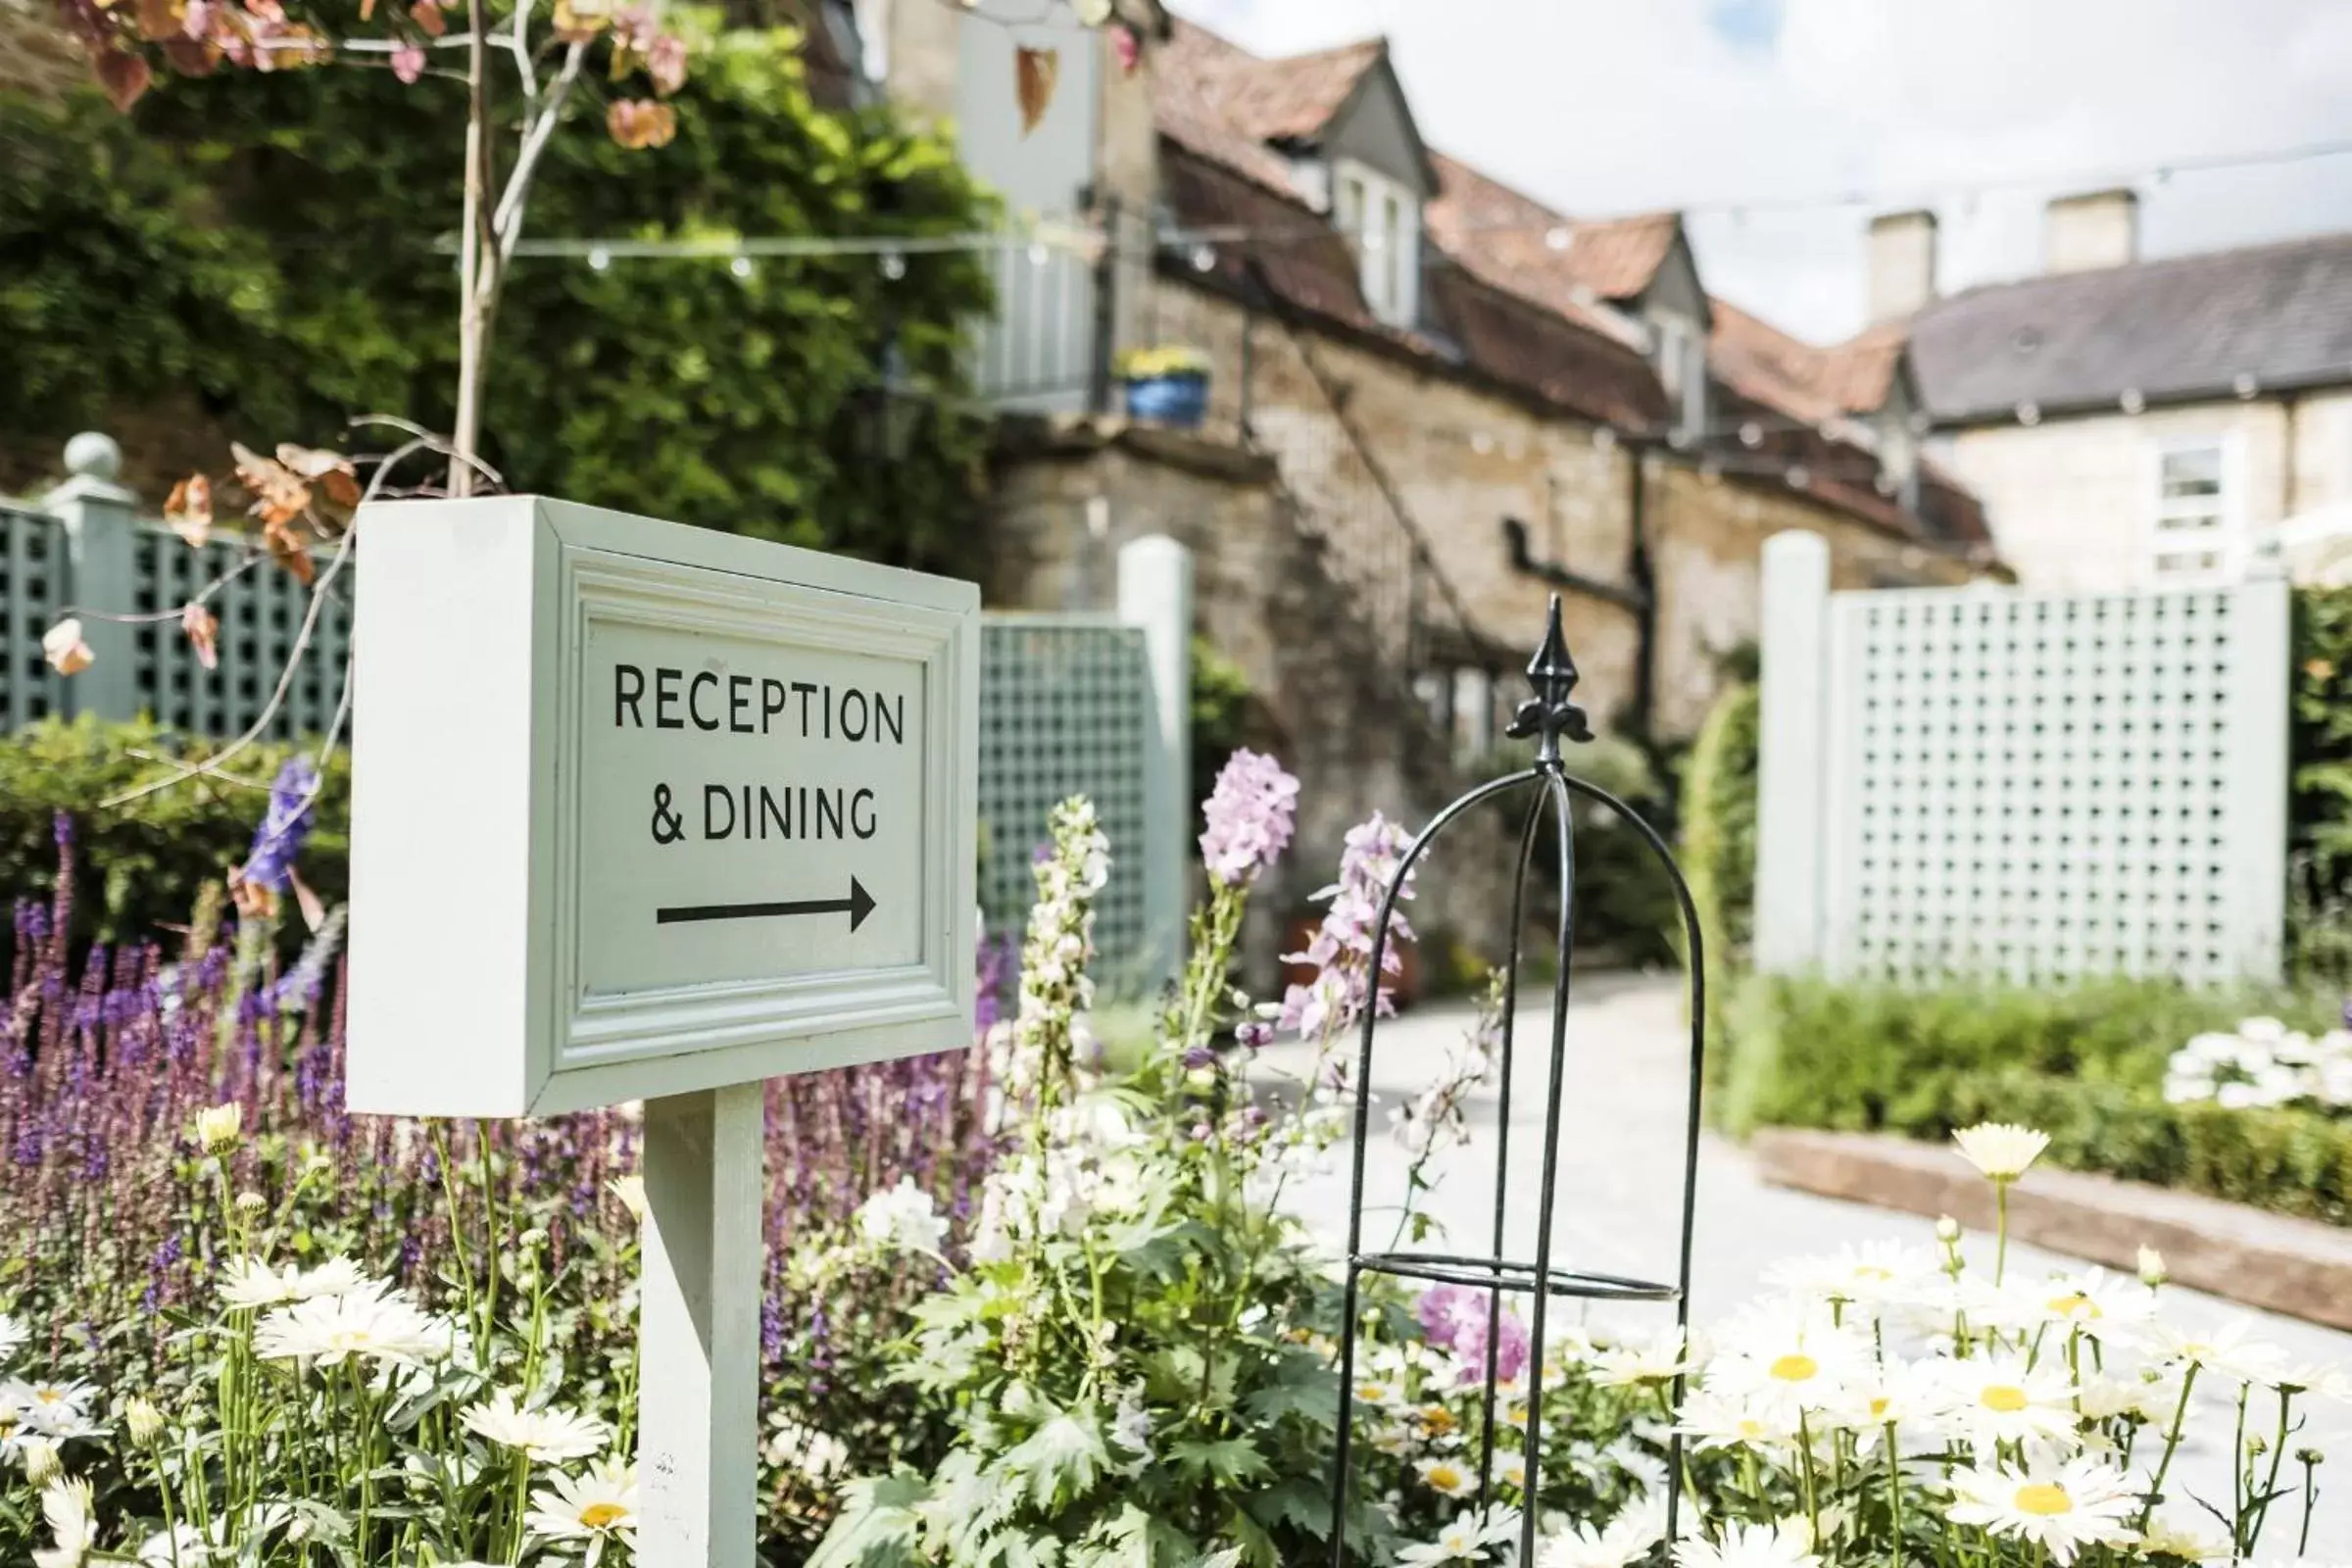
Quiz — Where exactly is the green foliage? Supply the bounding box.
[2290,587,2352,986]
[1189,636,1260,833]
[1721,971,2352,1224]
[0,19,995,570]
[1680,682,1758,1088]
[0,715,347,956]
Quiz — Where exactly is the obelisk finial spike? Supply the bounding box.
[1504,594,1593,763]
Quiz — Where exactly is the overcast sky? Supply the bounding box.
[1165,0,2352,345]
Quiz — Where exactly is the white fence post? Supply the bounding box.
[1754,530,1831,973]
[40,432,142,722]
[2230,563,2291,981]
[637,1084,763,1568]
[1117,534,1193,992]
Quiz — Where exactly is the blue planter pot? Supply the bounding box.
[1123,371,1209,428]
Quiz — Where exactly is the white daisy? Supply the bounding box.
[1705,1299,1870,1422]
[461,1389,611,1462]
[1592,1328,1694,1388]
[1416,1453,1480,1498]
[2030,1268,2156,1334]
[0,1313,26,1366]
[1765,1241,1939,1308]
[1351,1377,1401,1407]
[219,1257,308,1310]
[1945,1456,2137,1565]
[2138,1515,2227,1561]
[1952,1122,2050,1181]
[1825,1358,1934,1446]
[295,1257,369,1299]
[1678,1387,1799,1451]
[2137,1315,2288,1387]
[253,1283,449,1369]
[764,1418,852,1477]
[1541,1499,1666,1568]
[1671,1517,1820,1568]
[526,1458,638,1565]
[1399,1509,1521,1565]
[32,1475,96,1568]
[1925,1355,2082,1452]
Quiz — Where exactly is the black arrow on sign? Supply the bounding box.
[656,877,876,932]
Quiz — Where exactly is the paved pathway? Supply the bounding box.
[1254,973,2352,1554]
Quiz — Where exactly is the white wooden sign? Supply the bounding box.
[346,494,978,1117]
[343,495,980,1568]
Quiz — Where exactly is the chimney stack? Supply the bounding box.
[1866,210,1937,325]
[2044,188,2138,274]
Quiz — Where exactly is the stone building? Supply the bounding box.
[1834,193,2352,590]
[879,7,1996,956]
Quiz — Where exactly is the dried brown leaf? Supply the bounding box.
[164,473,214,548]
[1015,46,1058,136]
[181,602,219,670]
[42,619,94,676]
[264,517,317,586]
[92,47,152,112]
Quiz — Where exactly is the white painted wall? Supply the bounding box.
[1944,390,2352,590]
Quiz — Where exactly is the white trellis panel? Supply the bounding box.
[1757,530,2290,986]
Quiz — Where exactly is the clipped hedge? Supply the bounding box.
[0,716,348,956]
[1681,682,1758,1081]
[1722,972,2352,1225]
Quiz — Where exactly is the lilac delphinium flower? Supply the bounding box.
[239,756,320,894]
[1416,1285,1530,1384]
[1275,811,1420,1037]
[1197,749,1300,888]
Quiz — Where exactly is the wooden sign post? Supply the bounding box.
[344,496,979,1566]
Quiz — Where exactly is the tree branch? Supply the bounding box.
[493,39,586,259]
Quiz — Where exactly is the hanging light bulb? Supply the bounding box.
[880,248,907,281]
[1191,243,1217,272]
[729,255,754,279]
[1027,241,1051,268]
[1544,225,1571,252]
[588,247,612,271]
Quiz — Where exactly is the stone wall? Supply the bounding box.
[1130,271,1977,742]
[984,420,1521,980]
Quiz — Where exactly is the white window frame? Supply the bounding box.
[2144,432,2244,586]
[1654,315,1707,440]
[1332,157,1420,330]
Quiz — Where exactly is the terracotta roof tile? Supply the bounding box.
[1145,20,1984,551]
[1424,154,1677,309]
[1160,145,1665,430]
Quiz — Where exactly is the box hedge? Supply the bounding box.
[1722,971,2352,1225]
[0,716,348,957]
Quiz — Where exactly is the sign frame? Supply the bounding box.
[346,494,980,1119]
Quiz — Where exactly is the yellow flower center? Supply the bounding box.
[2014,1484,2073,1517]
[2048,1293,2098,1318]
[1855,1265,1894,1281]
[32,1389,65,1405]
[1982,1385,2030,1413]
[1419,1406,1458,1436]
[579,1502,630,1530]
[1428,1465,1464,1490]
[1354,1383,1389,1402]
[1867,1396,1892,1418]
[1770,1353,1821,1382]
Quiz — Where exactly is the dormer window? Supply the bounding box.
[1334,158,1421,329]
[1654,316,1707,440]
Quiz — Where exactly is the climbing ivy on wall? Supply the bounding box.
[0,18,997,572]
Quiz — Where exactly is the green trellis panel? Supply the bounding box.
[130,525,351,740]
[979,616,1156,997]
[0,506,68,732]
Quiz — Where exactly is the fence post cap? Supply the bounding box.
[64,431,122,482]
